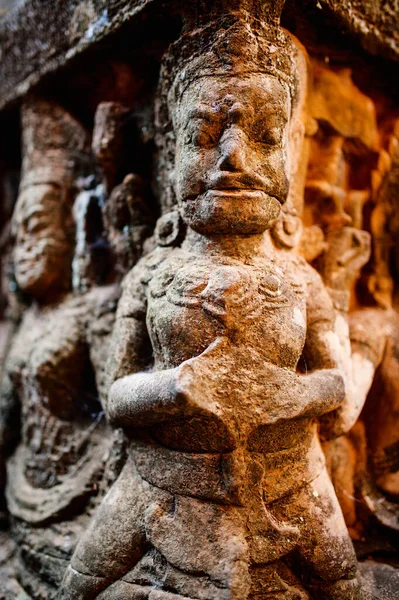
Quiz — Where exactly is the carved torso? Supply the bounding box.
[146,248,307,371]
[121,245,330,463]
[8,298,97,487]
[4,287,117,524]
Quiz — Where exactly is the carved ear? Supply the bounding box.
[289,119,305,176]
[169,169,176,193]
[167,168,178,209]
[155,210,186,247]
[270,209,302,250]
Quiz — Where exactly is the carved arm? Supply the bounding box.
[108,335,345,429]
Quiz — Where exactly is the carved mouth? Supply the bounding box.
[202,189,280,204]
[207,188,266,196]
[182,188,282,208]
[209,173,269,192]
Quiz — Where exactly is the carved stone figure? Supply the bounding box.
[304,62,379,440]
[102,173,154,277]
[297,62,389,542]
[59,16,365,600]
[305,60,378,234]
[0,97,122,598]
[333,126,399,536]
[315,226,378,537]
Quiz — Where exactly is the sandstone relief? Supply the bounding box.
[1,1,399,599]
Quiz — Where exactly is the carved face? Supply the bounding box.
[320,227,371,290]
[174,74,291,235]
[12,183,73,297]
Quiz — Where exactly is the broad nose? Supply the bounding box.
[217,128,247,172]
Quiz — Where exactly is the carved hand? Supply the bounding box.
[107,338,228,427]
[108,336,345,429]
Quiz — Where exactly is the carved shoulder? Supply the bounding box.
[299,258,335,327]
[350,308,391,367]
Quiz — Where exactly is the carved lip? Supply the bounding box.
[183,188,281,205]
[203,189,279,203]
[206,188,266,196]
[209,174,268,192]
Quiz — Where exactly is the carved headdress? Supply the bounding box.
[155,11,308,213]
[20,96,92,191]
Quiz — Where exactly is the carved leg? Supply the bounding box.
[144,494,251,599]
[97,582,152,599]
[249,562,310,599]
[149,592,198,600]
[57,459,149,600]
[290,468,360,599]
[308,578,361,600]
[97,581,214,600]
[100,591,205,600]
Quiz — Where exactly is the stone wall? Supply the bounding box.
[1,1,399,598]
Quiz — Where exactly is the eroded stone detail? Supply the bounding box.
[1,2,399,599]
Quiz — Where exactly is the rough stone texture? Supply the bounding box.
[0,0,157,110]
[315,0,399,61]
[0,0,399,112]
[1,0,399,599]
[0,96,149,598]
[57,11,373,600]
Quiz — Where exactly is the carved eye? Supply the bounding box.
[192,130,216,147]
[26,217,45,234]
[185,121,218,148]
[253,114,285,146]
[259,127,282,146]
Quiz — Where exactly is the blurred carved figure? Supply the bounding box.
[301,62,393,540]
[345,127,399,533]
[0,97,119,598]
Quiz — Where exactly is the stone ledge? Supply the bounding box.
[0,0,399,116]
[318,0,399,61]
[0,0,159,111]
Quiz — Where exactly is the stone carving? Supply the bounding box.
[0,97,124,598]
[1,1,399,598]
[327,124,399,539]
[316,226,377,538]
[59,16,366,600]
[305,60,378,233]
[300,55,399,544]
[302,62,380,440]
[298,62,383,541]
[359,131,399,499]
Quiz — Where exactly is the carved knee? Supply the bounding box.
[308,577,361,600]
[57,565,109,600]
[148,591,194,600]
[97,581,152,599]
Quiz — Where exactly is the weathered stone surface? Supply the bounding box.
[1,0,399,599]
[314,0,399,61]
[56,10,369,599]
[0,0,158,110]
[1,0,399,113]
[360,561,399,599]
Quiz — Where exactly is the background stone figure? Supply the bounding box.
[0,97,123,598]
[60,14,365,600]
[1,0,399,598]
[327,126,399,539]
